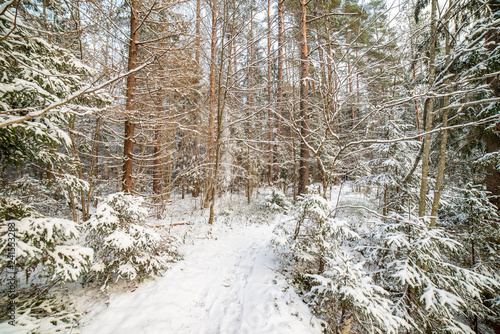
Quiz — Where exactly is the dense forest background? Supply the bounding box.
[1,0,500,332]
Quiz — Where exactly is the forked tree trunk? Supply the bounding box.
[122,0,139,194]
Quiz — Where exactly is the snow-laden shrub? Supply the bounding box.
[273,194,344,277]
[0,292,81,333]
[272,193,402,333]
[0,217,93,285]
[0,215,92,328]
[359,213,500,333]
[0,196,40,221]
[440,185,500,329]
[84,193,180,289]
[261,189,291,212]
[307,253,408,334]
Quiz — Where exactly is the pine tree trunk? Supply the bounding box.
[485,132,500,208]
[86,116,101,218]
[267,0,273,184]
[418,0,437,218]
[208,1,231,225]
[122,0,139,194]
[430,26,451,226]
[204,0,218,209]
[483,26,500,209]
[153,126,161,198]
[298,0,310,196]
[275,0,284,185]
[195,0,201,65]
[246,5,255,204]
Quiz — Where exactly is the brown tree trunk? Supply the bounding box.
[86,116,101,216]
[208,0,231,225]
[153,126,161,198]
[247,8,254,204]
[484,27,500,209]
[267,0,273,184]
[298,0,310,196]
[122,0,139,194]
[203,0,218,208]
[418,0,437,218]
[195,0,201,65]
[430,26,451,226]
[485,132,500,208]
[275,0,284,185]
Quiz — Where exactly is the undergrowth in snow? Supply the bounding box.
[84,193,180,290]
[2,185,499,334]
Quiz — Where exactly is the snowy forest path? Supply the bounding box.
[80,221,322,334]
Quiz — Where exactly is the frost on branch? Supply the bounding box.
[84,193,180,289]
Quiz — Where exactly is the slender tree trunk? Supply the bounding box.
[204,0,218,208]
[122,0,139,194]
[195,0,201,65]
[208,0,231,225]
[298,0,310,195]
[267,0,273,183]
[191,0,202,198]
[275,0,284,185]
[246,6,255,204]
[418,0,437,217]
[483,25,500,209]
[153,126,162,197]
[68,115,84,221]
[430,26,451,226]
[86,117,101,215]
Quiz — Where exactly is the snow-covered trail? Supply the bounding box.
[80,222,322,334]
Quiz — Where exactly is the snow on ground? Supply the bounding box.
[79,195,323,334]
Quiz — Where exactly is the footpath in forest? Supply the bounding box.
[79,208,323,334]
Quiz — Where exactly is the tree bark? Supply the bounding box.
[122,0,139,194]
[275,0,284,185]
[483,25,500,209]
[267,0,273,183]
[298,0,310,196]
[485,131,500,208]
[418,0,437,217]
[247,6,255,204]
[195,0,201,65]
[430,26,451,226]
[208,0,231,225]
[203,0,218,208]
[153,125,161,198]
